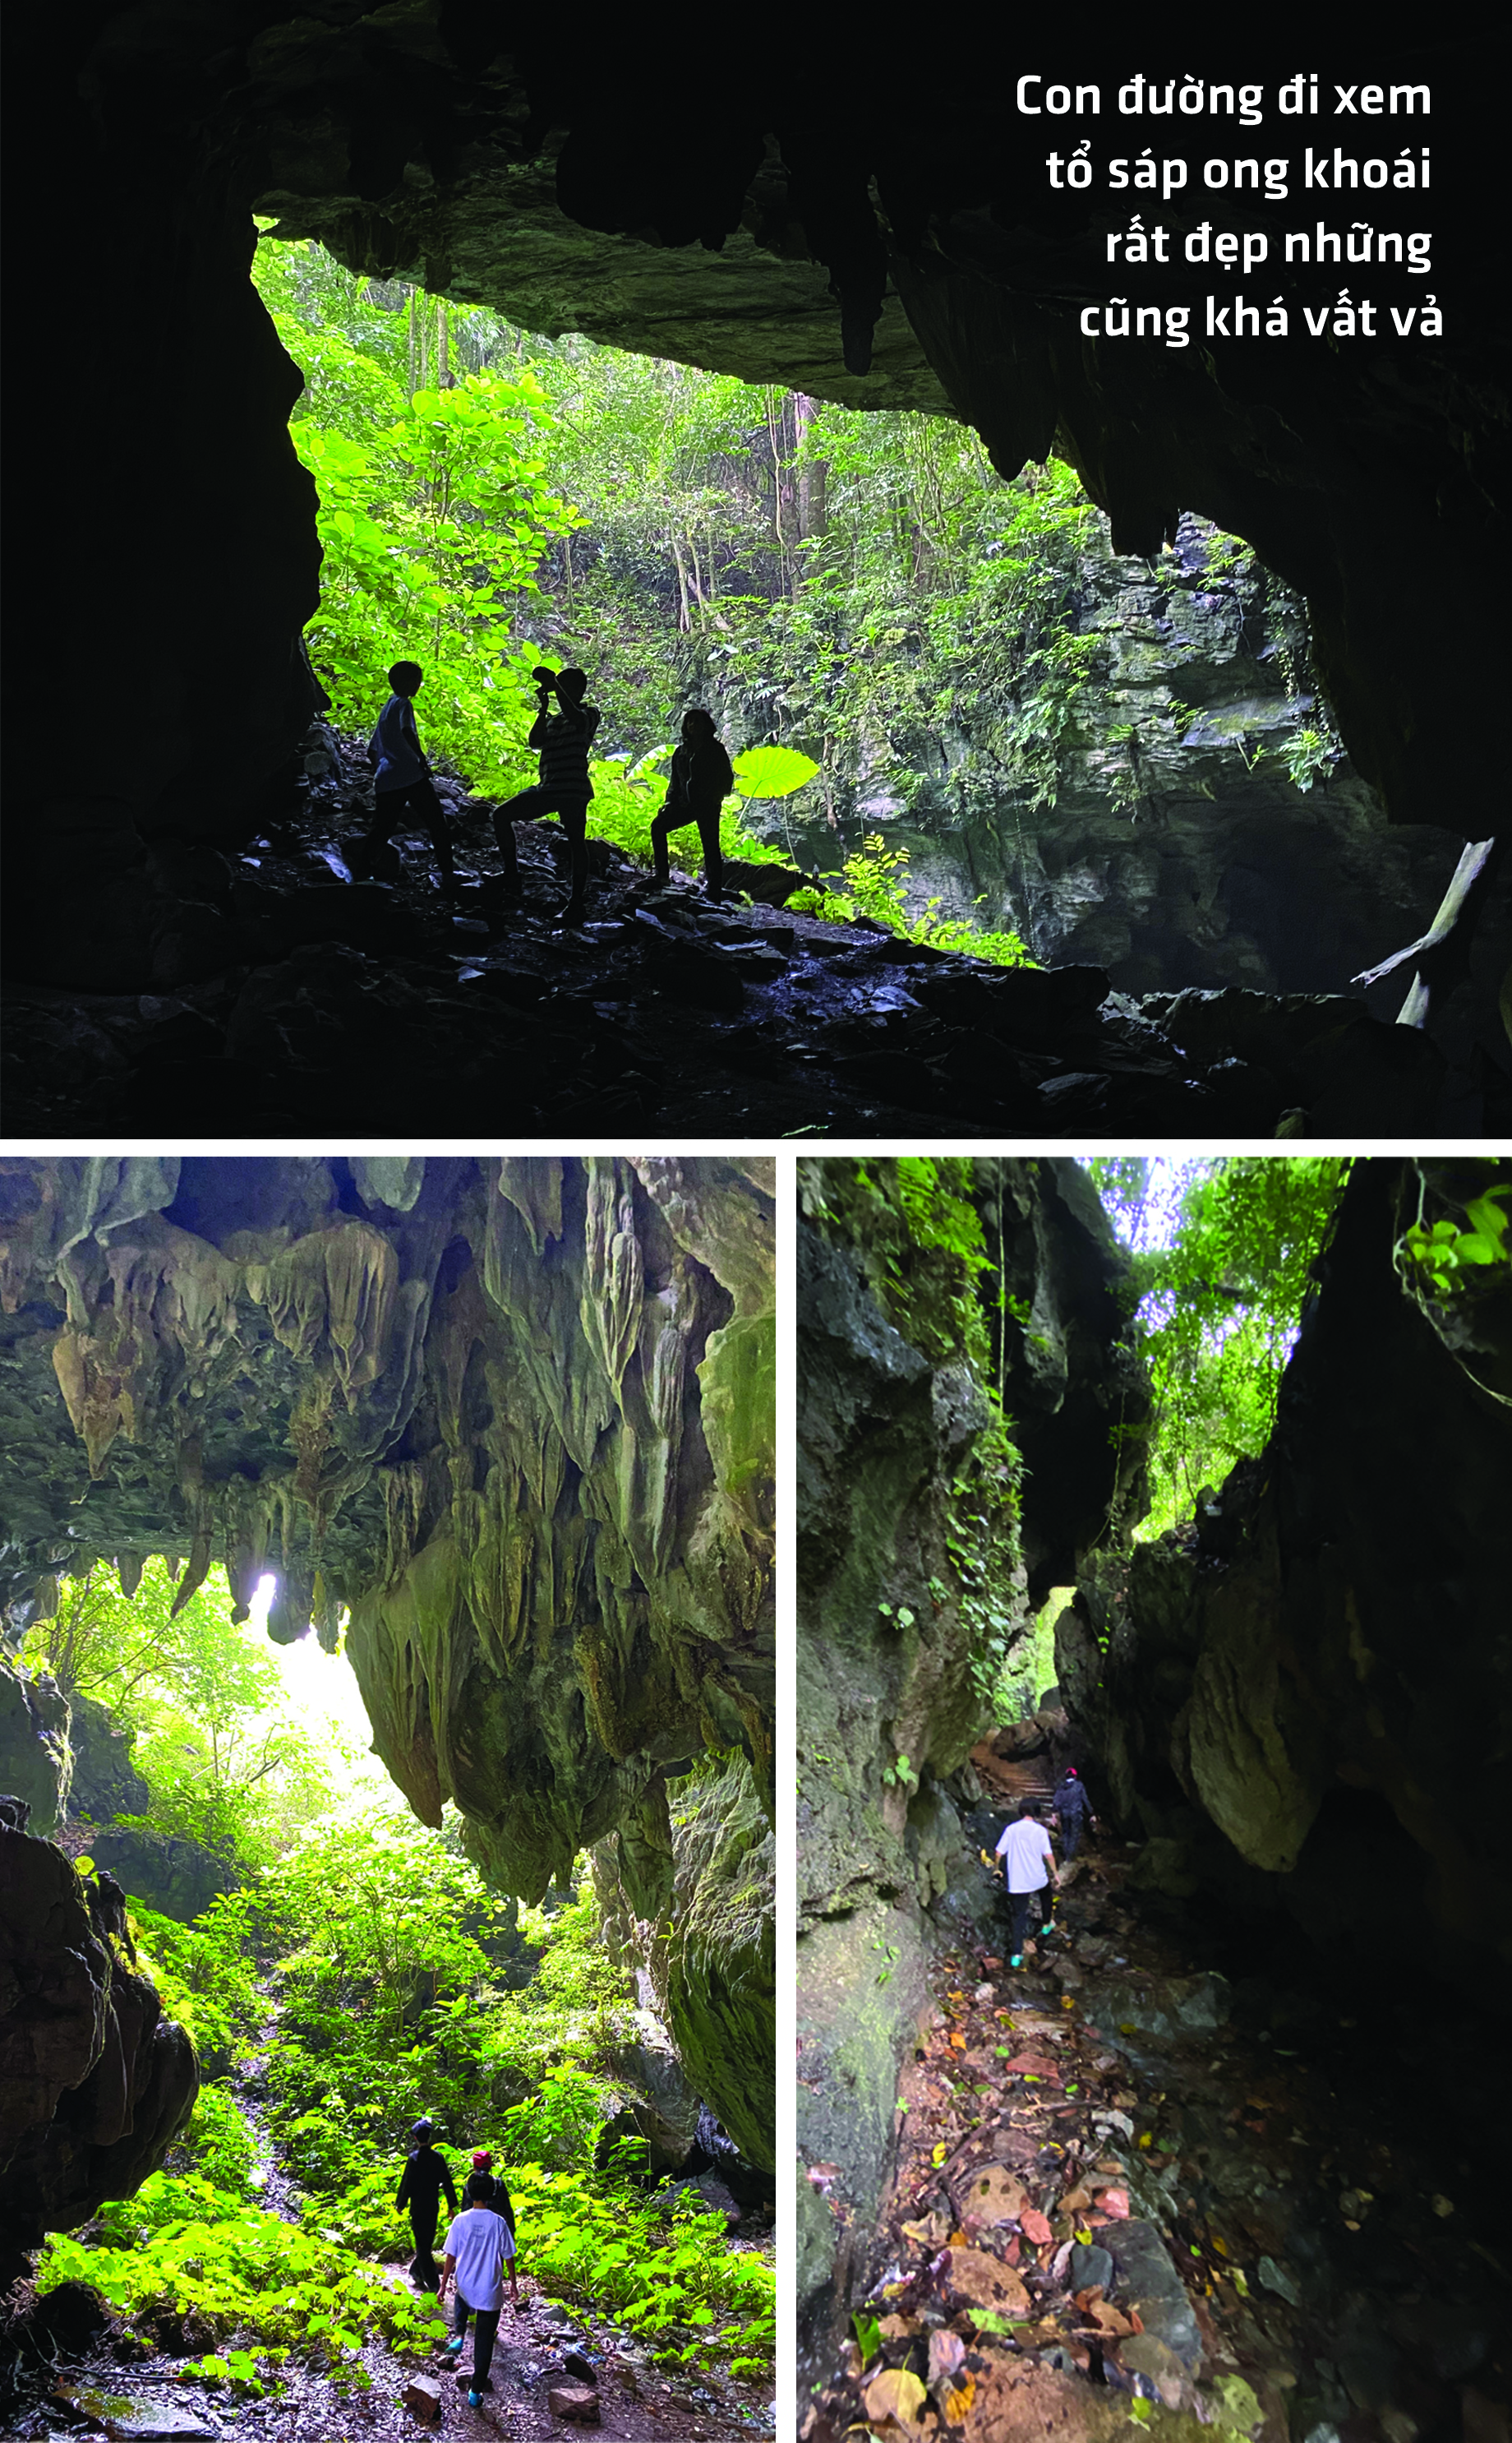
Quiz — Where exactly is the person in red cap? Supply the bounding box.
[1051,1766,1098,1859]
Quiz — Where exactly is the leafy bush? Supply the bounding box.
[791,834,1035,967]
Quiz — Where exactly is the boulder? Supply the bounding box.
[547,2384,601,2422]
[0,1824,197,2278]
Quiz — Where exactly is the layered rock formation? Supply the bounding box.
[1058,1157,1512,2006]
[795,1158,1150,2370]
[0,1155,775,2153]
[827,511,1489,1014]
[9,18,1503,1098]
[0,1825,198,2284]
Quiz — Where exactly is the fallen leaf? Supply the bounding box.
[879,2315,919,2340]
[863,2367,928,2429]
[941,2377,975,2422]
[927,2330,966,2386]
[948,2034,967,2052]
[940,2247,1032,2319]
[1086,2298,1135,2339]
[1099,2189,1131,2219]
[1020,2209,1053,2247]
[1431,2195,1455,2218]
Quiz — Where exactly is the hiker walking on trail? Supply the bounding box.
[995,1798,1059,1970]
[1052,1766,1098,1859]
[397,2117,458,2290]
[491,664,601,924]
[469,2150,523,2296]
[648,709,735,902]
[362,661,458,894]
[439,2171,519,2404]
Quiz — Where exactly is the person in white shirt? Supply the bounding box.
[437,2173,517,2404]
[993,1799,1060,1969]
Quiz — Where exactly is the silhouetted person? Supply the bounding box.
[396,2116,458,2289]
[363,661,456,894]
[438,2171,518,2402]
[1052,1767,1097,1859]
[491,666,600,924]
[649,709,735,901]
[994,1798,1059,1970]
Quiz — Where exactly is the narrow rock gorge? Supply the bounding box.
[796,1156,1511,2436]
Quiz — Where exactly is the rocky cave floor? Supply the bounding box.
[2,2277,773,2443]
[804,1830,1510,2443]
[2,1978,775,2443]
[7,745,1505,1138]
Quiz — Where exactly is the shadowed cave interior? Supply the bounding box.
[5,21,1508,1138]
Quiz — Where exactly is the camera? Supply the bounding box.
[531,666,556,691]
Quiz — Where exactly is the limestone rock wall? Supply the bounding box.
[0,1826,198,2282]
[0,1660,71,1833]
[0,1155,775,2153]
[781,512,1475,1010]
[1061,1157,1512,2005]
[795,1158,1149,2369]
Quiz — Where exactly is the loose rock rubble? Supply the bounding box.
[803,1839,1510,2443]
[2,734,1487,1138]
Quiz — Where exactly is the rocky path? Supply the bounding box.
[803,1839,1510,2443]
[7,1994,773,2443]
[1,737,1469,1138]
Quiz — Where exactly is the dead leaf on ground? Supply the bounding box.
[1098,2187,1130,2219]
[941,2246,1032,2318]
[863,2367,928,2429]
[1020,2208,1053,2247]
[951,2165,1029,2226]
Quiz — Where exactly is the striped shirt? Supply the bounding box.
[532,699,600,797]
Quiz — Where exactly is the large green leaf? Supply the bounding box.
[730,745,819,800]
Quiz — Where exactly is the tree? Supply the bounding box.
[1086,1157,1353,1535]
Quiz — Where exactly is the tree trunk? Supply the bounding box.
[795,394,827,539]
[438,298,449,386]
[407,289,418,399]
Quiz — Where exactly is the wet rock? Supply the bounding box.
[67,1693,151,1826]
[0,1664,71,1832]
[1069,2241,1115,2294]
[403,2375,444,2423]
[87,1828,240,1923]
[547,2383,600,2422]
[1095,1971,1231,2042]
[1113,2332,1187,2408]
[0,1824,197,2274]
[1104,2219,1203,2371]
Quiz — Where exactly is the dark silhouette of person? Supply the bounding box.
[362,661,457,894]
[396,2116,458,2288]
[491,666,601,925]
[649,709,735,901]
[1052,1767,1097,1859]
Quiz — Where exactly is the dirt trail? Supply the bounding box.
[8,1989,774,2443]
[804,1823,1510,2443]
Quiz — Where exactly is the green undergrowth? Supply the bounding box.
[789,834,1035,968]
[40,1806,772,2391]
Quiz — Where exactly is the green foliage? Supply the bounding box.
[127,1893,265,2068]
[790,834,1034,966]
[1394,1177,1512,1297]
[1086,1158,1353,1535]
[23,1563,334,1871]
[731,744,820,799]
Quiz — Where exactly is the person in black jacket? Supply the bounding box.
[1051,1767,1098,1859]
[396,2117,458,2288]
[648,709,735,902]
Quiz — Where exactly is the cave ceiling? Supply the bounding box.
[0,1157,776,1904]
[75,10,1501,838]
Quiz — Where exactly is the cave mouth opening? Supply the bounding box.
[2,1154,777,2413]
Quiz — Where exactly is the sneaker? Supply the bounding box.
[444,2337,464,2355]
[468,2392,482,2408]
[1009,1955,1022,1969]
